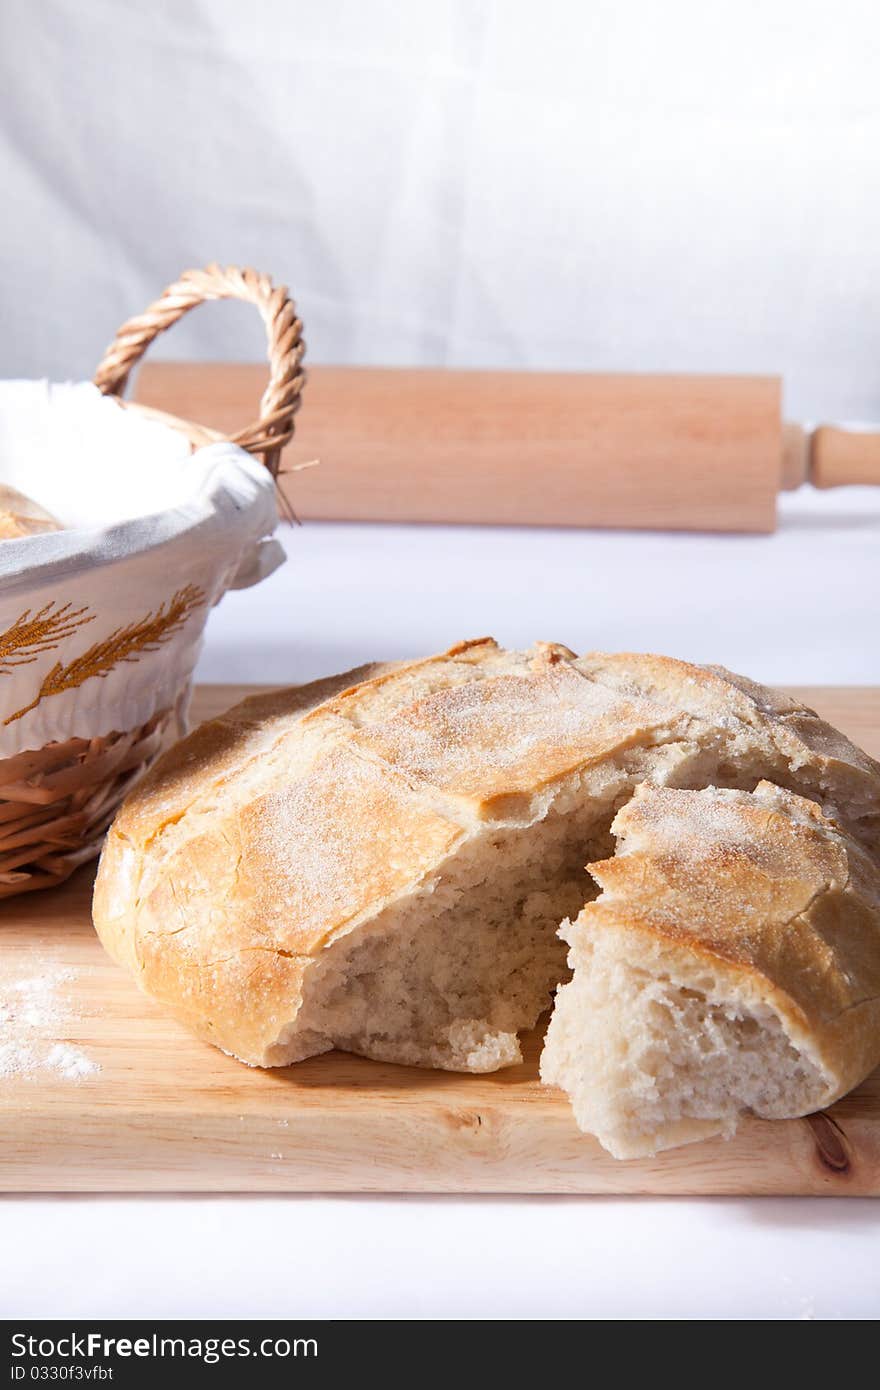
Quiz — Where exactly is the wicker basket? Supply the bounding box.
[0,263,305,898]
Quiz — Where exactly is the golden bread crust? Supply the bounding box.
[93,640,880,1068]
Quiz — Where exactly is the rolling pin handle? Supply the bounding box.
[782,423,880,490]
[810,426,880,489]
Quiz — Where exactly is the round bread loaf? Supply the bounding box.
[92,639,880,1152]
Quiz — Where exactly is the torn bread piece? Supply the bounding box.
[541,782,880,1158]
[93,640,880,1075]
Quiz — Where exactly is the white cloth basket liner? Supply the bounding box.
[0,380,283,759]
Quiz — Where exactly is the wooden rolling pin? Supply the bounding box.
[135,364,880,533]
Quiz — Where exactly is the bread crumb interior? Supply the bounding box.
[541,930,829,1157]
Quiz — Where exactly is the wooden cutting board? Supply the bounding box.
[2,685,878,1195]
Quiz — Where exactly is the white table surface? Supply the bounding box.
[3,484,879,1322]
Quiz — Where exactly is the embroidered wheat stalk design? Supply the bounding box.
[0,602,95,675]
[5,584,205,725]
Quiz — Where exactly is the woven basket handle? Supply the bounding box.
[93,264,305,477]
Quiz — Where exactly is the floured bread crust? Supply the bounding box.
[92,639,880,1077]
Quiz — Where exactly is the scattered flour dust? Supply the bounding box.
[0,966,100,1082]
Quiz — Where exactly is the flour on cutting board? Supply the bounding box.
[0,966,100,1081]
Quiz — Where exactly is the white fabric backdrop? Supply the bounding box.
[2,0,880,424]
